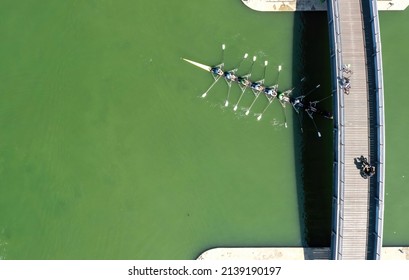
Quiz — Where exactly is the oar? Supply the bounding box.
[257,65,281,120]
[224,53,248,107]
[274,65,282,88]
[245,60,268,116]
[236,53,249,73]
[201,76,222,98]
[301,84,321,100]
[221,44,225,64]
[224,84,232,107]
[234,56,257,111]
[305,107,322,137]
[257,95,276,121]
[280,102,288,128]
[311,117,322,137]
[314,94,333,104]
[295,110,304,134]
[233,86,246,112]
[278,88,294,128]
[201,44,226,98]
[263,65,281,102]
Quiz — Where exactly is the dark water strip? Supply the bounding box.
[292,12,334,248]
[361,0,382,259]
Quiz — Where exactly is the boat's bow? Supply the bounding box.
[182,58,212,72]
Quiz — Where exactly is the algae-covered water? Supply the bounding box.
[0,0,301,259]
[380,9,409,246]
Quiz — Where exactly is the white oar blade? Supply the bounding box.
[278,65,282,71]
[182,58,212,72]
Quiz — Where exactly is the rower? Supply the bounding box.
[293,98,302,107]
[264,87,277,98]
[211,67,224,76]
[238,76,251,87]
[250,82,264,92]
[308,102,317,112]
[278,92,290,103]
[224,71,237,82]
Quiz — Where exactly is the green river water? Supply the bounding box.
[0,0,407,260]
[380,9,409,246]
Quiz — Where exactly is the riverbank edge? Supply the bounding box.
[241,0,409,12]
[197,247,409,260]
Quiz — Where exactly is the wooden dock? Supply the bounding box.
[336,0,371,260]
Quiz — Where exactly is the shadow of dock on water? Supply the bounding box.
[292,11,334,254]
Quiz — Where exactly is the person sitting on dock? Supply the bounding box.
[342,64,353,75]
[361,161,375,178]
[369,165,375,177]
[343,77,351,89]
[342,77,351,95]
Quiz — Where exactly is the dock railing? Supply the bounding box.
[368,0,386,260]
[328,0,345,260]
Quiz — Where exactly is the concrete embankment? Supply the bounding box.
[197,247,409,260]
[241,0,409,12]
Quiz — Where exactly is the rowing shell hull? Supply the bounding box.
[182,58,212,72]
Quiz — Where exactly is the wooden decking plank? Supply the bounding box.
[337,0,371,260]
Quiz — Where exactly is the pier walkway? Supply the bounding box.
[328,0,386,260]
[331,1,370,259]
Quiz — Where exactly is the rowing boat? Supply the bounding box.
[182,45,333,137]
